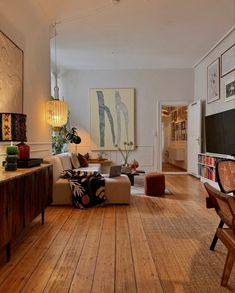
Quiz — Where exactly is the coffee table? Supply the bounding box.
[121,170,145,186]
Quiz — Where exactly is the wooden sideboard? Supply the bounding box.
[0,164,53,262]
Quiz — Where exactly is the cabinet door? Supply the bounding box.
[42,165,53,208]
[24,169,44,224]
[24,172,35,225]
[11,177,25,239]
[0,182,10,248]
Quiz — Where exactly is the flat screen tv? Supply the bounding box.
[205,108,235,156]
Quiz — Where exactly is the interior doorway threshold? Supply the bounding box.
[162,171,188,175]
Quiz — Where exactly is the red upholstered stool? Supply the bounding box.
[144,172,165,196]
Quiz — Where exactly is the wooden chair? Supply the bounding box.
[204,183,235,286]
[209,159,235,251]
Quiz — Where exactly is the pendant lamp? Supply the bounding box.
[46,22,68,128]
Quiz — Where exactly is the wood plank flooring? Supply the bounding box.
[0,175,234,292]
[162,163,186,172]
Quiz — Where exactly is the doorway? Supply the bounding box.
[161,105,188,173]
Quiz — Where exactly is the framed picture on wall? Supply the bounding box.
[0,31,23,113]
[207,58,220,104]
[221,71,235,102]
[221,44,235,77]
[90,88,135,150]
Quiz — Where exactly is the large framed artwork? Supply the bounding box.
[221,44,235,77]
[207,58,220,104]
[90,88,135,150]
[0,31,23,113]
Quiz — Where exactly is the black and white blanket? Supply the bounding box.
[61,170,106,208]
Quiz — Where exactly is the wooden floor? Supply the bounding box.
[162,163,186,172]
[0,175,234,292]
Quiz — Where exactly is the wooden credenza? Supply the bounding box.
[0,164,53,262]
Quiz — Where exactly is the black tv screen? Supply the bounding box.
[205,108,235,156]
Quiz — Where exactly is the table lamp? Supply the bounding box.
[0,113,28,171]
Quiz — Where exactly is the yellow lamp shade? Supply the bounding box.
[46,100,68,127]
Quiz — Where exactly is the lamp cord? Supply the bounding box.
[54,22,59,100]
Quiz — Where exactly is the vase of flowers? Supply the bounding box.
[115,141,134,167]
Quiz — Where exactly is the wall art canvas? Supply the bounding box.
[221,71,235,102]
[0,31,23,113]
[90,88,135,150]
[207,58,220,104]
[221,44,235,77]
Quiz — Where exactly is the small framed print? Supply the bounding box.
[221,72,235,102]
[207,58,220,104]
[221,44,235,77]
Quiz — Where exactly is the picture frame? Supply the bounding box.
[221,71,235,102]
[207,58,220,104]
[90,88,135,150]
[0,31,23,113]
[221,44,235,77]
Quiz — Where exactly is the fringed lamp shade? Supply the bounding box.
[0,113,28,170]
[0,113,27,142]
[46,100,68,127]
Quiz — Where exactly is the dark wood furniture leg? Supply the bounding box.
[127,174,134,186]
[210,220,224,251]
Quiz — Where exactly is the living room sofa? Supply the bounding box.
[44,153,131,205]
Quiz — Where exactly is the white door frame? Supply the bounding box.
[187,100,202,177]
[155,100,189,173]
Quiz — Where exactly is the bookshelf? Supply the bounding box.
[171,106,187,141]
[198,153,235,187]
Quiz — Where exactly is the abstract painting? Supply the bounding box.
[0,31,23,113]
[90,88,134,150]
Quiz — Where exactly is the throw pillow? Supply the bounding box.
[77,153,88,167]
[71,153,80,169]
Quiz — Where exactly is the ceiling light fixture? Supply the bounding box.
[46,22,68,128]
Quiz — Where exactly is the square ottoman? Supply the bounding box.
[144,172,165,196]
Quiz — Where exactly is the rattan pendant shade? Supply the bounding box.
[46,99,68,127]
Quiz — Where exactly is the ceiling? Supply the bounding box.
[34,0,235,71]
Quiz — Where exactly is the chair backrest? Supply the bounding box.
[216,159,235,194]
[204,183,235,233]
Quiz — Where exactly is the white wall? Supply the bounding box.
[194,28,235,154]
[60,69,194,171]
[194,28,235,116]
[0,0,51,163]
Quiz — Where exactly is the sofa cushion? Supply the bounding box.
[77,163,101,173]
[71,152,80,169]
[57,153,72,170]
[44,155,63,183]
[53,178,72,205]
[77,153,88,167]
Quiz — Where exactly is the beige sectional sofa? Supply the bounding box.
[44,153,131,205]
